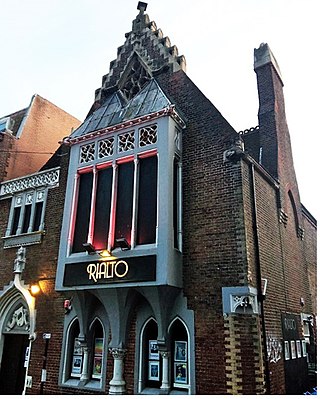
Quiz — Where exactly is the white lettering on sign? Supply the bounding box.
[87,260,129,282]
[284,318,296,330]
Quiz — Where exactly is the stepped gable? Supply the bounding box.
[94,2,186,105]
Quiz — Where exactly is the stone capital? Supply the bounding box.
[109,347,127,360]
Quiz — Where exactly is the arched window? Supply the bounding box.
[68,319,83,378]
[141,318,161,389]
[88,319,104,380]
[169,318,189,391]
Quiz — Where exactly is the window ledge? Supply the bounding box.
[140,388,188,395]
[60,378,103,391]
[3,231,45,249]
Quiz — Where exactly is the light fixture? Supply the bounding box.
[83,242,96,254]
[30,284,41,296]
[99,249,111,257]
[115,238,131,251]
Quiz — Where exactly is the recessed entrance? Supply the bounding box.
[0,333,29,394]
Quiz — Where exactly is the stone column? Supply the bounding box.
[109,348,127,395]
[160,351,170,392]
[80,345,90,382]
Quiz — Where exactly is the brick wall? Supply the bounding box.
[0,132,14,182]
[4,95,80,181]
[157,70,268,394]
[302,209,317,317]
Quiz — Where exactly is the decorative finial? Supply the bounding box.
[137,2,148,13]
[133,2,149,33]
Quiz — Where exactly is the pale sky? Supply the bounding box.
[0,0,319,219]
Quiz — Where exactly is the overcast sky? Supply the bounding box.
[0,0,318,219]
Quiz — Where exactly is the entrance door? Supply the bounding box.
[281,314,308,394]
[0,334,29,394]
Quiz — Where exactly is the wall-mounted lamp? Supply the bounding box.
[82,242,96,254]
[115,238,131,251]
[99,249,111,257]
[30,283,41,296]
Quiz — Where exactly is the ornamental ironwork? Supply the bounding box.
[139,124,157,147]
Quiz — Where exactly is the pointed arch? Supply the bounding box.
[62,317,81,381]
[0,288,32,395]
[118,52,152,100]
[88,317,105,380]
[138,317,160,392]
[168,316,190,392]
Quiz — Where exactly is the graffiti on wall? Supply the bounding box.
[267,336,282,363]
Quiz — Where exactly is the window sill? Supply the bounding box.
[3,231,44,249]
[140,388,188,395]
[60,378,103,391]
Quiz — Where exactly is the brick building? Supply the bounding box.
[0,3,316,395]
[0,94,80,182]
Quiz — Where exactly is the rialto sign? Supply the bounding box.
[63,255,156,286]
[87,260,129,282]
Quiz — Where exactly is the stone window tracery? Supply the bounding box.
[80,142,96,163]
[120,58,151,101]
[118,131,135,153]
[98,137,114,158]
[139,124,157,147]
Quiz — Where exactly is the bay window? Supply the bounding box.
[70,124,158,254]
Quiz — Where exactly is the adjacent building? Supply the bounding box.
[0,3,316,395]
[0,94,80,182]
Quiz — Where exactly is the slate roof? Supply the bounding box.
[71,79,171,138]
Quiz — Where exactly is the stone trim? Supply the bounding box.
[0,167,60,197]
[3,231,44,249]
[222,286,259,315]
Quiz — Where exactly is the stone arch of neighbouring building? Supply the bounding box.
[0,288,31,395]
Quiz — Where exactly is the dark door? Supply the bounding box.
[0,334,29,394]
[281,314,308,394]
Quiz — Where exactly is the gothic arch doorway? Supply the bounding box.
[0,299,30,394]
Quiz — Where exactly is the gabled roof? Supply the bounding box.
[71,79,172,138]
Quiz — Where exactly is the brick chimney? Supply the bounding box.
[254,43,302,226]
